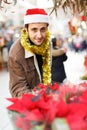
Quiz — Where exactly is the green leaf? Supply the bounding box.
[80,75,87,80]
[31,123,45,130]
[51,118,70,130]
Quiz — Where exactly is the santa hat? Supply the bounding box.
[24,8,49,24]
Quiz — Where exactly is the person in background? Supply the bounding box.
[0,35,4,70]
[7,29,14,52]
[80,34,87,52]
[51,37,67,84]
[0,34,8,70]
[72,33,83,52]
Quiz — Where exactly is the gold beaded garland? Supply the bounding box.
[21,28,51,85]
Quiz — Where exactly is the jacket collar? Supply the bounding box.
[25,49,35,58]
[25,49,41,81]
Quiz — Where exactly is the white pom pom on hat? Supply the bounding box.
[24,8,49,24]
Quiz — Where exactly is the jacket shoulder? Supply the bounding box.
[9,38,25,60]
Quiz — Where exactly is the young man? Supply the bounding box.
[8,8,65,97]
[8,8,51,97]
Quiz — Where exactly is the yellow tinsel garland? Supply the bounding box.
[21,28,51,85]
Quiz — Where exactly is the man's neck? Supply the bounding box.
[29,38,34,45]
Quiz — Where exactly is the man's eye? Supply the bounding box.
[32,28,37,32]
[41,28,47,32]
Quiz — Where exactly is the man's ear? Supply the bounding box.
[25,28,28,33]
[24,24,28,32]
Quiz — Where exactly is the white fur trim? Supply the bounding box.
[24,14,49,24]
[25,49,34,58]
[25,50,41,81]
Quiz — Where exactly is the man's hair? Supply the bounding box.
[24,23,48,29]
[52,38,56,48]
[25,24,28,29]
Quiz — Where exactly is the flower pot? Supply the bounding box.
[8,110,19,130]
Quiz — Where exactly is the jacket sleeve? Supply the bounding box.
[8,57,32,97]
[58,53,68,62]
[52,48,66,56]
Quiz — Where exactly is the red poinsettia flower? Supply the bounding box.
[50,83,60,91]
[67,103,87,130]
[16,116,31,130]
[58,84,77,102]
[25,109,44,121]
[7,93,50,113]
[6,82,87,130]
[7,97,27,113]
[79,90,87,103]
[40,100,58,124]
[56,100,70,117]
[67,114,87,130]
[21,94,48,110]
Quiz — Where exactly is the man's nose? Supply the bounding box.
[37,31,42,38]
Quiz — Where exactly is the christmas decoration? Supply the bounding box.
[7,82,87,130]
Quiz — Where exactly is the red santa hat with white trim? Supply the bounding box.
[24,8,49,24]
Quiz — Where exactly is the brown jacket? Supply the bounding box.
[8,39,40,97]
